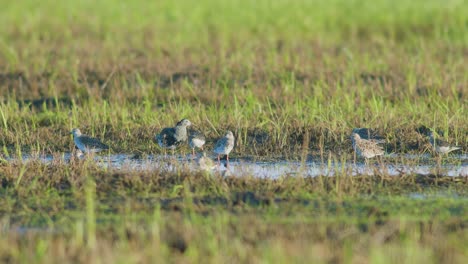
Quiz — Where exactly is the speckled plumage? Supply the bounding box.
[352,133,384,159]
[156,119,191,151]
[188,130,206,155]
[214,131,235,165]
[71,128,109,154]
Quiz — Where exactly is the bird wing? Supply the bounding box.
[434,137,451,147]
[358,138,384,152]
[81,136,109,150]
[214,137,228,152]
[369,139,386,144]
[157,128,180,147]
[189,130,206,141]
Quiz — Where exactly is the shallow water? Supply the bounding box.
[6,153,468,178]
[2,153,466,236]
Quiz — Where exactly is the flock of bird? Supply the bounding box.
[351,127,461,160]
[70,119,462,166]
[154,119,235,164]
[71,119,236,166]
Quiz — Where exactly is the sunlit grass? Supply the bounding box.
[0,0,466,263]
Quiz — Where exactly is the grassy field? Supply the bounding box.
[0,162,467,263]
[0,0,467,263]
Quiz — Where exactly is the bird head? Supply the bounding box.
[70,128,82,137]
[226,131,234,139]
[177,119,192,127]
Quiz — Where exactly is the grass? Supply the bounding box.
[0,0,467,263]
[0,162,467,263]
[0,0,466,158]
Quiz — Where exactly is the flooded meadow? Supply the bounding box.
[0,0,467,262]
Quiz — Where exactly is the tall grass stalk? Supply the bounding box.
[85,175,96,249]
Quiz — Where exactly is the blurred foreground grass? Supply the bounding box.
[0,162,467,263]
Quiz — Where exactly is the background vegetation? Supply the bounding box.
[0,0,466,263]
[0,0,466,157]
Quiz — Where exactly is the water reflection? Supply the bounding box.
[5,153,467,178]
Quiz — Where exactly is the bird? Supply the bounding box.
[155,119,191,155]
[351,128,385,144]
[188,130,206,156]
[427,130,461,155]
[70,128,109,154]
[352,132,385,160]
[214,131,235,166]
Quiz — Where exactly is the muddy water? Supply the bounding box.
[7,153,468,177]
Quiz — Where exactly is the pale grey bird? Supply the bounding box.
[427,131,461,155]
[214,131,235,166]
[352,133,385,159]
[70,128,109,154]
[156,119,191,155]
[188,130,206,156]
